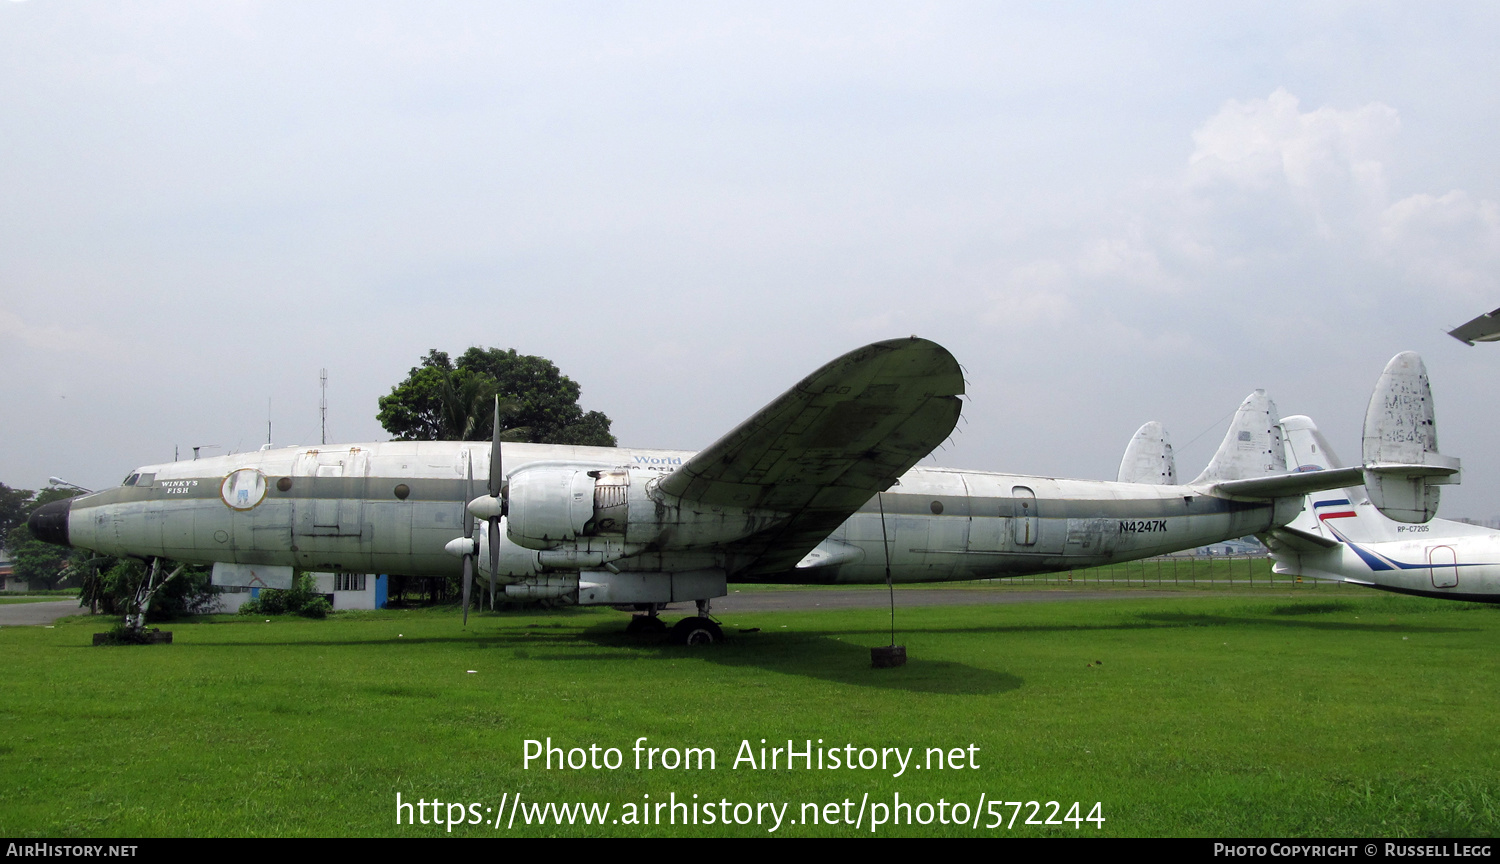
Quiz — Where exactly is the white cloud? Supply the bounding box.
[1188,88,1397,201]
[0,306,110,352]
[1380,190,1500,296]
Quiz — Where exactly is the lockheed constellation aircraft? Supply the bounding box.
[29,338,1459,642]
[1263,354,1495,602]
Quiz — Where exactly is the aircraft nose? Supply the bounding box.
[27,498,72,547]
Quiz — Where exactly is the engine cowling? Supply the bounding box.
[506,464,784,554]
[506,467,597,549]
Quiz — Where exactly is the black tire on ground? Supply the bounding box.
[670,617,723,646]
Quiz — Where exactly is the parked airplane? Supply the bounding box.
[29,338,1460,641]
[1262,355,1494,602]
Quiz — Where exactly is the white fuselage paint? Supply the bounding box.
[66,441,1295,590]
[1272,498,1500,602]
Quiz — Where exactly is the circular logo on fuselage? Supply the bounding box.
[221,468,269,511]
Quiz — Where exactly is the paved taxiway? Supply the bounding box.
[0,600,86,626]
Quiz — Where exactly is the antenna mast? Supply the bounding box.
[320,368,328,445]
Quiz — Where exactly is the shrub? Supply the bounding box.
[238,574,333,618]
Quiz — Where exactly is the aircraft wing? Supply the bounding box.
[1448,306,1500,345]
[658,337,964,577]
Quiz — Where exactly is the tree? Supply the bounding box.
[377,348,616,446]
[3,486,87,590]
[0,482,32,540]
[82,558,216,624]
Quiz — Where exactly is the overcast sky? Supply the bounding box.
[4,2,1500,517]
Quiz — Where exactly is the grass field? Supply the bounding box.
[2,584,1497,838]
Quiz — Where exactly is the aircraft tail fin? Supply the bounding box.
[1117,421,1177,484]
[1273,414,1375,544]
[1190,390,1286,486]
[1361,351,1460,523]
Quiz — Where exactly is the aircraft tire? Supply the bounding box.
[671,617,723,646]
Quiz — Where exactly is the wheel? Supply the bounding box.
[625,615,668,635]
[670,617,723,646]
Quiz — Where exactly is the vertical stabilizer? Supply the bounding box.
[1191,390,1286,485]
[1117,421,1177,484]
[1277,414,1373,541]
[1361,352,1460,523]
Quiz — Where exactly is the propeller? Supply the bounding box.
[461,450,476,626]
[457,396,507,620]
[487,396,504,609]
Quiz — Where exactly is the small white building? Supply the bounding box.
[215,573,388,613]
[308,572,386,610]
[0,555,20,592]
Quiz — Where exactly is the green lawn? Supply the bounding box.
[1,588,1496,837]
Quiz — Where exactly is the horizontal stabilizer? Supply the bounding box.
[1213,466,1364,501]
[1264,524,1341,552]
[1117,421,1177,484]
[1361,352,1460,523]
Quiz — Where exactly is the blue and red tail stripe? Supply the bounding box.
[1313,498,1357,521]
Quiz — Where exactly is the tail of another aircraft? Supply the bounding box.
[1276,414,1383,544]
[1117,421,1177,484]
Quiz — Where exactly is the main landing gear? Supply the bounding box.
[625,600,724,645]
[670,616,723,646]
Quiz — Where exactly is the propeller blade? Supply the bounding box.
[462,451,475,625]
[488,395,504,499]
[489,517,500,610]
[464,452,475,540]
[461,553,473,627]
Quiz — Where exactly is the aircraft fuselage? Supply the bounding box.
[50,440,1295,588]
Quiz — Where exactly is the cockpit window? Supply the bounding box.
[122,473,140,487]
[135,473,155,487]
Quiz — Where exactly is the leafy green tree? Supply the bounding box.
[377,348,616,446]
[0,482,33,541]
[3,487,87,590]
[81,558,216,620]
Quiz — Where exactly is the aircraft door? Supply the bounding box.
[1428,545,1458,589]
[1012,486,1038,546]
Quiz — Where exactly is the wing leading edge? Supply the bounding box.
[658,337,964,577]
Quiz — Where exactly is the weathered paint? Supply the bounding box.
[58,439,1295,593]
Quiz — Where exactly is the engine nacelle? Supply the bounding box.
[506,464,786,554]
[506,467,597,549]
